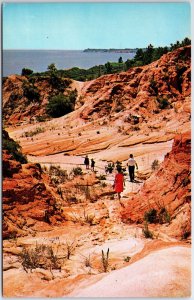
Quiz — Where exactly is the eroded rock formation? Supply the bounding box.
[121,132,191,239]
[2,132,64,239]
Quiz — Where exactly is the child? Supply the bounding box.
[91,158,95,171]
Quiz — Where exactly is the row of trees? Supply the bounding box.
[21,37,191,81]
[125,37,191,69]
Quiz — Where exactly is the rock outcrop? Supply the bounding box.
[79,46,191,123]
[2,74,73,125]
[2,132,64,239]
[3,46,191,130]
[121,131,191,239]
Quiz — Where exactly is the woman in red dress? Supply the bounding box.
[113,166,124,200]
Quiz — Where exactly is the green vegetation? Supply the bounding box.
[144,209,158,223]
[158,207,171,224]
[22,81,40,103]
[18,37,190,83]
[3,131,27,164]
[71,167,83,176]
[21,68,33,76]
[144,207,171,224]
[23,126,45,137]
[118,56,123,63]
[20,243,62,272]
[47,63,72,90]
[157,97,170,109]
[125,37,191,69]
[49,165,68,184]
[124,256,131,262]
[142,222,154,239]
[151,159,159,170]
[36,115,49,122]
[46,91,77,117]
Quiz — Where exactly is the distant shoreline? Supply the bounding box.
[83,48,138,53]
[4,48,138,53]
[3,49,135,77]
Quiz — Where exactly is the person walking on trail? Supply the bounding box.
[91,158,95,171]
[113,166,125,200]
[84,155,90,169]
[127,154,138,182]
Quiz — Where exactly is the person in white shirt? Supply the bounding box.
[127,154,138,182]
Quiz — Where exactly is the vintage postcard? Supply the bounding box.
[2,1,191,298]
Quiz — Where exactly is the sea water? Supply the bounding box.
[3,50,135,77]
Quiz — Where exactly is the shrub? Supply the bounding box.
[24,127,45,137]
[142,222,154,239]
[71,167,83,176]
[20,242,63,272]
[36,115,48,122]
[46,93,75,117]
[101,248,109,272]
[23,83,40,102]
[98,174,106,180]
[50,74,71,91]
[158,207,171,224]
[66,240,76,259]
[157,97,170,109]
[151,159,159,170]
[3,138,27,164]
[181,230,190,240]
[83,255,92,268]
[49,165,68,183]
[124,256,131,262]
[21,68,33,76]
[144,209,158,223]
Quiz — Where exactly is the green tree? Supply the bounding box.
[105,62,112,74]
[134,48,144,62]
[125,59,133,70]
[46,93,75,118]
[21,68,33,76]
[22,82,40,102]
[47,63,57,74]
[118,56,123,63]
[143,44,154,65]
[181,37,191,46]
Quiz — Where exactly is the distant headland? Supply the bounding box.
[83,48,138,53]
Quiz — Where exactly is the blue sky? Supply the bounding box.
[3,2,191,50]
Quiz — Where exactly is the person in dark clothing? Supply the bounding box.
[91,158,95,171]
[127,154,138,182]
[84,155,90,169]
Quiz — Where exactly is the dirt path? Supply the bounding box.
[3,151,191,297]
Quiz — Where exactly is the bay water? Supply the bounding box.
[3,50,135,77]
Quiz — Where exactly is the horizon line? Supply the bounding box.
[3,48,139,51]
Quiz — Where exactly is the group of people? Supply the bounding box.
[84,153,138,200]
[113,154,138,200]
[84,155,95,171]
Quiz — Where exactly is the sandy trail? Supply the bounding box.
[3,126,191,297]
